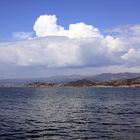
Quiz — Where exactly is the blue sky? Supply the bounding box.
[0,0,140,78]
[0,0,140,40]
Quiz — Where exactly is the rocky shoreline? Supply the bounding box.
[1,77,140,88]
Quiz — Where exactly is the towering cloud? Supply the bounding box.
[0,14,140,70]
[33,14,102,39]
[33,15,64,37]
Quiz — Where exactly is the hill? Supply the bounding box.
[25,77,140,88]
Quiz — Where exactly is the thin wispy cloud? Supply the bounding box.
[12,32,33,40]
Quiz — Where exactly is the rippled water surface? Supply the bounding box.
[0,87,140,140]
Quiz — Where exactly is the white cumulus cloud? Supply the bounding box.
[0,14,139,71]
[121,48,140,66]
[33,15,64,37]
[33,14,102,39]
[0,35,137,68]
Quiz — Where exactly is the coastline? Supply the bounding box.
[0,85,140,88]
[0,77,140,88]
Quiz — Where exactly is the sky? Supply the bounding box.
[0,0,140,78]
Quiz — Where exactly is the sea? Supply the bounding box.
[0,87,140,140]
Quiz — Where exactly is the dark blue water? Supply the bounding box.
[0,87,140,140]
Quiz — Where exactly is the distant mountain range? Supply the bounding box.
[88,72,140,81]
[43,72,140,82]
[0,72,140,84]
